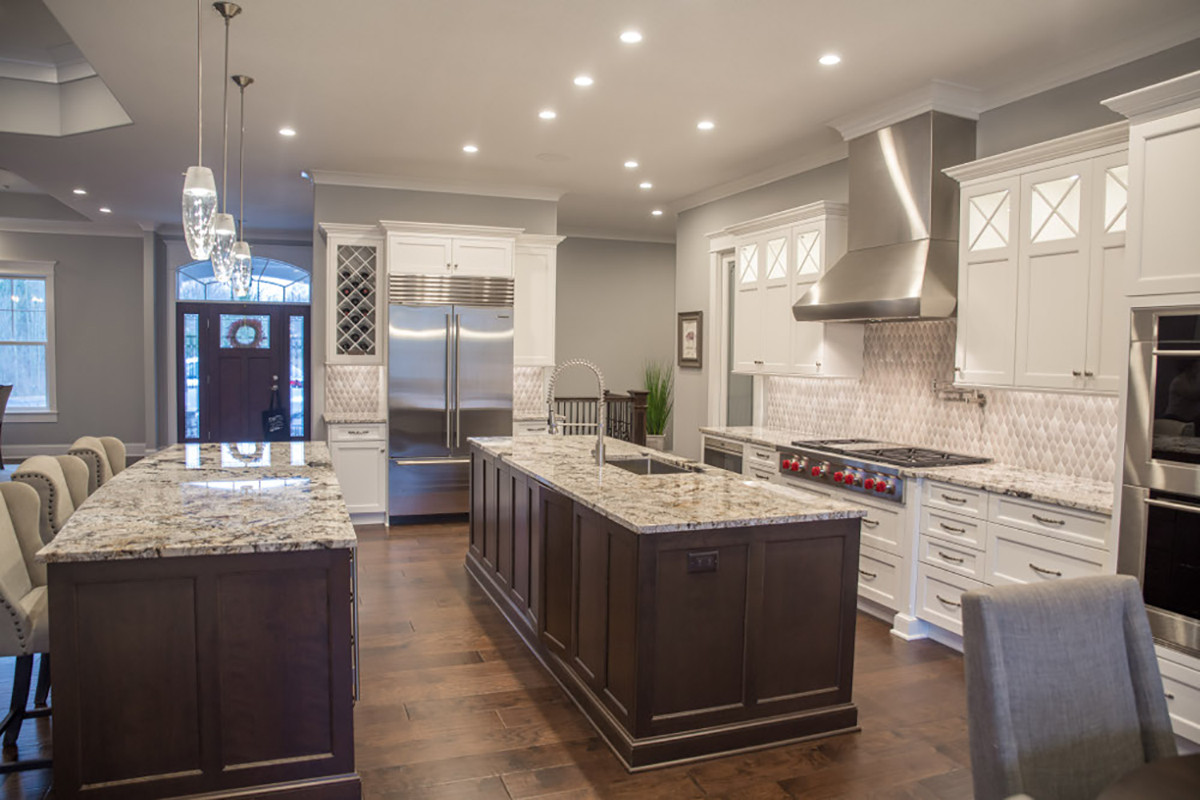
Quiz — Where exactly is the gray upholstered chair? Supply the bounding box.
[68,436,116,495]
[962,575,1177,800]
[11,455,89,545]
[0,481,52,766]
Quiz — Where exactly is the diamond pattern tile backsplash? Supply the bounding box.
[325,365,383,415]
[764,320,1119,482]
[514,366,547,417]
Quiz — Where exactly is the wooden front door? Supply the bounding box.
[177,302,311,443]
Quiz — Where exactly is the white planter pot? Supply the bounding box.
[644,434,666,451]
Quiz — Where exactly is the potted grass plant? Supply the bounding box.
[643,361,673,451]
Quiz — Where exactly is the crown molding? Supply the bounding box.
[828,80,984,141]
[1103,69,1200,123]
[0,217,142,238]
[317,222,383,240]
[554,226,675,245]
[379,220,525,239]
[984,20,1200,111]
[669,143,849,216]
[516,233,566,248]
[722,201,849,238]
[308,170,564,203]
[944,121,1129,183]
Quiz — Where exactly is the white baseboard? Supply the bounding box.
[2,441,148,464]
[889,612,931,642]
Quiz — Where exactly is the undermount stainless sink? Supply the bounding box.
[605,456,701,476]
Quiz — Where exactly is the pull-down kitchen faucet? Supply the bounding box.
[546,359,606,466]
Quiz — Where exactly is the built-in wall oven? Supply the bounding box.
[1120,308,1200,657]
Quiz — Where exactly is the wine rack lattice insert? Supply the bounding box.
[335,244,377,356]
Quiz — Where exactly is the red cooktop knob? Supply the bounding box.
[810,466,821,477]
[846,473,857,486]
[790,461,800,472]
[862,477,875,490]
[833,471,844,483]
[875,480,888,493]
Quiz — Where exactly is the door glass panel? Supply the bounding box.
[289,315,306,438]
[183,313,201,440]
[968,189,1010,251]
[1105,165,1129,234]
[739,243,758,284]
[219,314,271,349]
[765,236,787,280]
[796,230,821,275]
[1030,174,1081,243]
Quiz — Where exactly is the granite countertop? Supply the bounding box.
[701,425,1114,516]
[323,412,387,424]
[38,442,358,564]
[471,435,865,534]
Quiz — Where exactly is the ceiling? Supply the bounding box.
[2,0,1199,242]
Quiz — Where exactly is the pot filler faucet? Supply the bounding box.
[546,359,607,466]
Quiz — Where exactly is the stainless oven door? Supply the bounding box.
[702,439,744,473]
[1119,484,1200,657]
[1125,308,1200,493]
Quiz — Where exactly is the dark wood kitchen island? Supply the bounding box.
[466,435,866,770]
[37,442,360,800]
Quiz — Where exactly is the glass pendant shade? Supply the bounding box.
[182,166,218,259]
[231,240,253,298]
[210,213,237,282]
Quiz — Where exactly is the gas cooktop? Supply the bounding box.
[792,439,990,469]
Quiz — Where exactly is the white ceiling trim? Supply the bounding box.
[0,217,142,238]
[668,143,849,216]
[555,226,675,245]
[981,18,1200,111]
[829,80,985,141]
[1103,69,1200,122]
[722,201,848,238]
[308,170,564,203]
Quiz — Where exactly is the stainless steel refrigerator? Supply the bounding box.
[387,276,513,518]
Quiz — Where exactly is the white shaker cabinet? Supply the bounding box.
[946,122,1129,394]
[327,423,387,518]
[382,222,521,278]
[514,234,563,367]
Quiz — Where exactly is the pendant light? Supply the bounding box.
[231,74,255,300]
[182,0,218,260]
[209,3,242,282]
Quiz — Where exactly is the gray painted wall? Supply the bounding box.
[0,230,145,449]
[554,237,676,430]
[673,162,849,459]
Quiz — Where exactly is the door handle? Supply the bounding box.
[445,313,452,449]
[455,314,462,448]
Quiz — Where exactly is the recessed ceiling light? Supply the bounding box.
[538,109,557,120]
[697,120,715,131]
[651,209,663,216]
[299,170,311,180]
[573,75,594,87]
[819,53,841,66]
[639,181,652,189]
[624,160,639,169]
[278,127,297,137]
[620,30,642,44]
[462,144,479,153]
[72,188,87,195]
[98,207,112,214]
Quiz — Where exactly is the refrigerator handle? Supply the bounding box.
[444,313,452,449]
[455,314,462,448]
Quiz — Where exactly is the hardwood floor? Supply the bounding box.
[0,521,976,799]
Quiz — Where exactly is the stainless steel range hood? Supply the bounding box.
[793,111,976,322]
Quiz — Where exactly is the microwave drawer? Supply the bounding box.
[329,423,387,442]
[986,524,1107,587]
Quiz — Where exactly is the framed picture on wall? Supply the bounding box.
[677,311,702,368]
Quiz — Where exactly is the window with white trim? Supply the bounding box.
[0,261,56,413]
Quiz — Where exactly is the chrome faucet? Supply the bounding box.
[546,359,607,466]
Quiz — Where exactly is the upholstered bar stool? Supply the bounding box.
[12,455,89,545]
[68,436,117,495]
[99,436,127,477]
[0,481,51,771]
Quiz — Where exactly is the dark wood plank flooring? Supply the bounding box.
[0,520,976,799]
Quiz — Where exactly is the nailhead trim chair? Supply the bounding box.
[962,575,1177,800]
[11,455,89,545]
[0,481,52,771]
[67,436,116,495]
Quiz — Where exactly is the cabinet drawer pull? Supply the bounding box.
[935,594,962,608]
[1072,370,1083,377]
[941,493,968,504]
[1028,562,1062,578]
[939,522,967,535]
[937,550,965,564]
[1031,514,1065,526]
[1165,692,1175,700]
[1084,370,1095,377]
[858,569,877,580]
[862,518,879,528]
